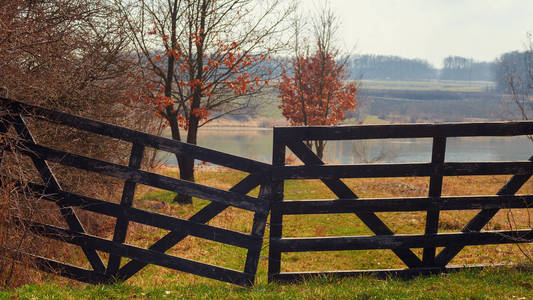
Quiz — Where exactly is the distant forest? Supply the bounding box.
[348,51,531,92]
[349,55,438,81]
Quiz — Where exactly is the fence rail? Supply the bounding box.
[0,97,271,287]
[2,97,533,286]
[268,123,533,282]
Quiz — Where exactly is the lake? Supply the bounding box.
[159,127,533,165]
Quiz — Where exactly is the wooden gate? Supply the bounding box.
[3,97,533,286]
[268,123,533,282]
[0,97,271,286]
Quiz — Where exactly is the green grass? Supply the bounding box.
[362,115,389,124]
[2,267,533,299]
[1,168,533,299]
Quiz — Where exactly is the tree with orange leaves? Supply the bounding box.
[278,5,357,159]
[117,0,294,203]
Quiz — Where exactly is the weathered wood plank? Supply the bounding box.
[423,136,446,266]
[107,144,144,277]
[11,139,268,213]
[271,263,511,283]
[118,174,261,281]
[279,195,533,214]
[274,163,433,179]
[268,136,286,281]
[10,115,106,273]
[273,161,532,180]
[28,254,109,284]
[21,219,255,286]
[19,180,260,249]
[243,185,271,284]
[0,97,270,174]
[274,230,533,252]
[284,141,423,269]
[274,121,533,141]
[442,162,533,176]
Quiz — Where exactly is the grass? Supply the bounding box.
[357,79,496,92]
[1,167,533,299]
[361,115,389,124]
[2,267,533,299]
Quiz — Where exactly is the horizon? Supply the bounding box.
[299,0,533,68]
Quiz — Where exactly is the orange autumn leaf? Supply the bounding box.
[279,51,357,126]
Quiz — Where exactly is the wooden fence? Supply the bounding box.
[268,123,533,282]
[2,97,533,286]
[0,97,272,287]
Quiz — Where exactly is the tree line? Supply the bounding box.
[349,54,496,82]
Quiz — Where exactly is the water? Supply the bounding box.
[158,127,533,166]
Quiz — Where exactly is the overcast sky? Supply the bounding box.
[300,0,533,67]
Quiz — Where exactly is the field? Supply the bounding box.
[357,80,496,92]
[234,79,508,127]
[2,167,533,299]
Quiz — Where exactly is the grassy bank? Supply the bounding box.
[1,167,532,299]
[2,267,533,299]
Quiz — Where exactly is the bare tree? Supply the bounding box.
[0,0,163,286]
[495,32,533,260]
[497,33,533,128]
[115,0,293,203]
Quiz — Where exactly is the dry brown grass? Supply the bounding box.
[3,160,533,288]
[122,169,533,278]
[0,135,55,288]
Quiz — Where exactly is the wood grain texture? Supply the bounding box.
[279,195,533,214]
[423,136,446,266]
[274,230,533,252]
[274,122,533,141]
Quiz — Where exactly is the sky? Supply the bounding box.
[300,0,533,67]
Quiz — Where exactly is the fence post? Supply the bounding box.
[268,129,286,282]
[422,136,446,266]
[243,184,271,285]
[106,143,145,278]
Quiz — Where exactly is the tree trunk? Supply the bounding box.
[174,0,205,203]
[314,140,326,160]
[166,110,194,204]
[173,113,200,204]
[175,155,194,204]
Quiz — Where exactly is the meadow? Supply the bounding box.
[357,80,496,92]
[232,79,505,127]
[2,167,532,299]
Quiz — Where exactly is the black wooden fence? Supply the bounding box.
[0,97,272,287]
[2,97,533,286]
[268,123,533,282]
